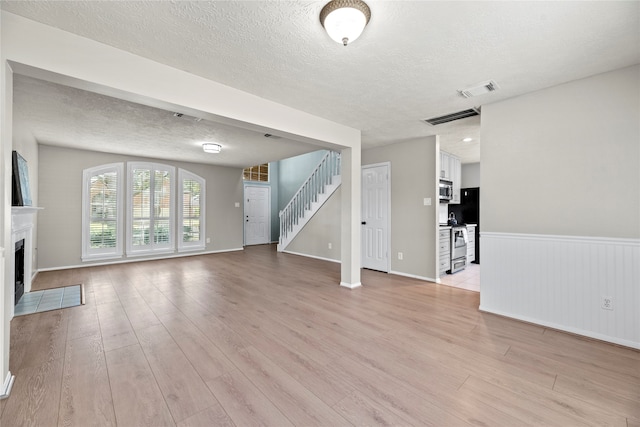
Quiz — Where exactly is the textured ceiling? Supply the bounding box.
[3,1,639,165]
[12,75,317,168]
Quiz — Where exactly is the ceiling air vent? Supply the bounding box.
[424,108,480,126]
[459,80,500,98]
[172,112,202,122]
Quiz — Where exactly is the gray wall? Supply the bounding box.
[481,65,639,238]
[269,161,279,242]
[286,137,441,280]
[12,123,39,270]
[277,150,328,210]
[461,162,480,188]
[363,136,439,280]
[479,65,640,348]
[38,145,244,269]
[286,187,341,261]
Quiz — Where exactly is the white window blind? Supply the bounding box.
[83,162,205,261]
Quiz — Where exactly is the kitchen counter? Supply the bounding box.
[439,223,476,229]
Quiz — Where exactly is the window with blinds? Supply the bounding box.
[178,170,205,251]
[82,163,124,260]
[243,164,269,182]
[82,162,205,261]
[128,163,175,255]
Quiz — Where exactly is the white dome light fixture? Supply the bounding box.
[320,0,371,46]
[202,143,222,154]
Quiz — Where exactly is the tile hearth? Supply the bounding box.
[14,284,83,316]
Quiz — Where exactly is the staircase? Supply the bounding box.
[278,151,341,252]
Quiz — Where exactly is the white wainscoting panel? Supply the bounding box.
[480,232,640,349]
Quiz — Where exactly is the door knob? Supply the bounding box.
[361,221,367,225]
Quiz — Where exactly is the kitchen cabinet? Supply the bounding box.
[439,227,451,276]
[440,151,461,204]
[440,152,451,180]
[451,158,461,204]
[466,225,476,264]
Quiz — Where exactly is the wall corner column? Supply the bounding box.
[340,145,362,289]
[0,58,15,399]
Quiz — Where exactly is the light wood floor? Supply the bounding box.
[2,245,639,426]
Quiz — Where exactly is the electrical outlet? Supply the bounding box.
[601,296,613,310]
[328,242,332,249]
[398,252,403,260]
[206,237,211,244]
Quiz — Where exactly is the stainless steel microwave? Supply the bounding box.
[439,179,453,203]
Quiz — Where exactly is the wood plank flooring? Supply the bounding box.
[2,244,638,426]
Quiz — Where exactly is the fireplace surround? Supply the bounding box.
[10,207,42,317]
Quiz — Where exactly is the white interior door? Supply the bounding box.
[362,163,390,272]
[244,185,270,246]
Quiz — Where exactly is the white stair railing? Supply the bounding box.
[278,151,341,251]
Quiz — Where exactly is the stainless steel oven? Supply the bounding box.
[450,226,468,273]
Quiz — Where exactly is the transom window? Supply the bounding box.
[243,164,269,182]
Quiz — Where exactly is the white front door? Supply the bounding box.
[362,163,390,272]
[244,185,270,246]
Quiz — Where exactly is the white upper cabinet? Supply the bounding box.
[451,157,461,204]
[440,151,461,204]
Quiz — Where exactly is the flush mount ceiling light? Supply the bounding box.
[320,0,371,46]
[462,137,473,142]
[202,143,222,154]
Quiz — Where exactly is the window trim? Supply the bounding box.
[178,169,206,252]
[81,163,124,261]
[126,162,176,257]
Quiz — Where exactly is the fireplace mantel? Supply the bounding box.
[11,206,44,214]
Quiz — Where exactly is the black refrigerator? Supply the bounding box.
[448,187,480,263]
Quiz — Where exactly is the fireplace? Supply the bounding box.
[11,206,42,315]
[15,239,25,306]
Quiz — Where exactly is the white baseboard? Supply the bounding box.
[340,281,362,289]
[37,247,245,272]
[0,371,15,400]
[389,270,438,284]
[282,250,341,264]
[479,305,640,350]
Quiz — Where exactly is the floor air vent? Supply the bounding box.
[424,108,480,126]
